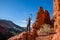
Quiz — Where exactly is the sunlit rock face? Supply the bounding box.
[52,16,60,40]
[52,0,60,40]
[32,7,51,30]
[52,15,60,40]
[52,27,60,40]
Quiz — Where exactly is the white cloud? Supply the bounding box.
[31,20,34,23]
[22,20,27,22]
[20,24,27,27]
[22,20,34,23]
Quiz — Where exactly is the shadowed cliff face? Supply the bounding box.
[32,7,51,30]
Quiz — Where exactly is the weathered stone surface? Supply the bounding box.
[52,16,60,40]
[53,0,60,30]
[52,0,60,40]
[52,27,60,40]
[32,7,50,30]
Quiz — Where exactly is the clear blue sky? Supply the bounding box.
[0,0,53,27]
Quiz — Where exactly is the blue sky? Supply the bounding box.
[0,0,53,27]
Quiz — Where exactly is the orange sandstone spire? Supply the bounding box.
[32,7,51,30]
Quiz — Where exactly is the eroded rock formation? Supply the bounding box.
[32,7,51,30]
[52,13,60,40]
[52,27,60,40]
[52,0,60,40]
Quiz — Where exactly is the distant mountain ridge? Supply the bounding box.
[0,19,26,40]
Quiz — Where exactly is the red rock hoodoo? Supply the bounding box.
[32,7,51,30]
